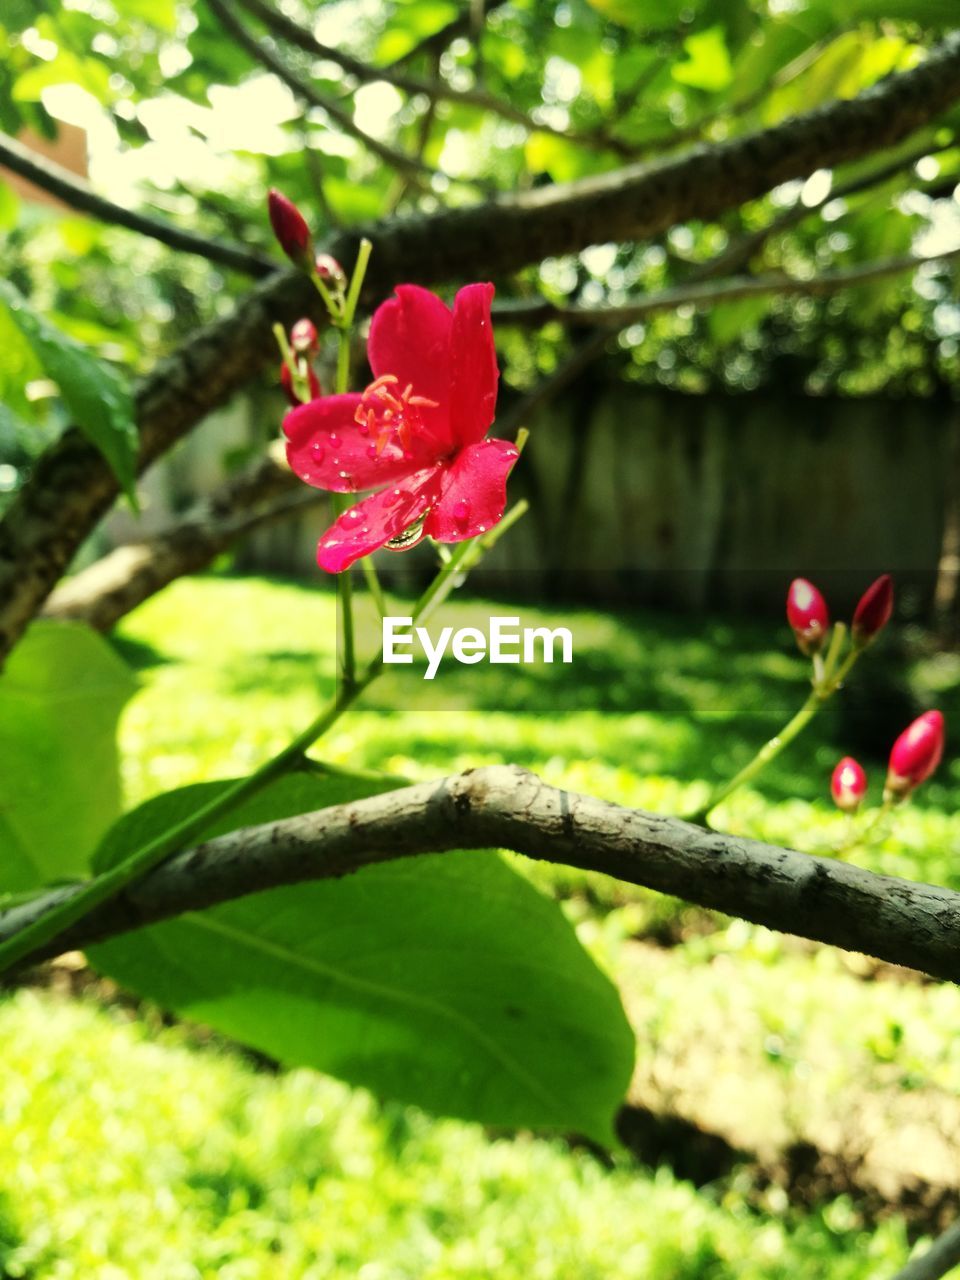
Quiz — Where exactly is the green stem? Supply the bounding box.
[360,557,389,619]
[0,500,530,976]
[342,238,372,328]
[687,638,864,826]
[0,679,367,977]
[688,689,823,825]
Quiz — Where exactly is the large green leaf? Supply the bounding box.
[90,772,635,1143]
[672,26,734,93]
[0,281,139,501]
[0,621,137,892]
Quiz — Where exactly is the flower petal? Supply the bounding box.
[424,438,518,543]
[367,285,453,451]
[284,395,420,493]
[317,468,443,573]
[448,283,498,447]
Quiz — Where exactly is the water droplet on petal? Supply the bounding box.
[338,470,349,480]
[357,422,370,437]
[328,433,340,446]
[311,444,325,462]
[366,445,378,459]
[453,500,470,526]
[345,508,361,522]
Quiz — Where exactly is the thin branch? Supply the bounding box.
[0,131,274,276]
[494,247,960,329]
[2,31,960,665]
[695,134,956,282]
[5,765,960,982]
[234,0,639,158]
[386,0,508,69]
[205,0,438,184]
[41,445,318,631]
[890,1219,960,1280]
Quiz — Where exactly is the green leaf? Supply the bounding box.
[12,50,112,105]
[708,296,772,346]
[375,1,460,63]
[585,0,693,29]
[672,26,734,94]
[0,181,19,231]
[90,772,635,1143]
[111,0,178,34]
[0,281,139,501]
[0,621,137,893]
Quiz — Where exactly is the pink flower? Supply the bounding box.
[283,283,519,573]
[786,578,829,655]
[885,710,945,798]
[852,574,893,647]
[831,756,866,813]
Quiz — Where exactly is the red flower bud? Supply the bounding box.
[315,253,346,290]
[831,756,867,813]
[280,360,321,406]
[852,574,893,647]
[290,318,319,353]
[786,578,830,655]
[885,710,945,799]
[268,189,313,267]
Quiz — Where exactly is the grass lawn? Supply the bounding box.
[3,571,960,1277]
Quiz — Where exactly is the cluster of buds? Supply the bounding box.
[267,190,355,403]
[786,573,893,659]
[830,709,946,816]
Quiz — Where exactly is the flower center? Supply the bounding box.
[354,374,439,456]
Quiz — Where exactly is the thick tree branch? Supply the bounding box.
[41,445,317,631]
[0,131,275,277]
[694,134,956,282]
[4,765,960,982]
[2,32,960,664]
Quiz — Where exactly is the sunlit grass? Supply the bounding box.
[0,989,913,1279]
[3,570,952,1275]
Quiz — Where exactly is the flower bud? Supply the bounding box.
[280,360,321,406]
[786,578,830,655]
[290,318,319,354]
[831,756,867,813]
[885,710,945,800]
[268,189,313,268]
[315,253,347,290]
[852,574,893,648]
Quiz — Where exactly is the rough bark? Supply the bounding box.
[2,32,960,664]
[41,447,317,631]
[5,765,960,981]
